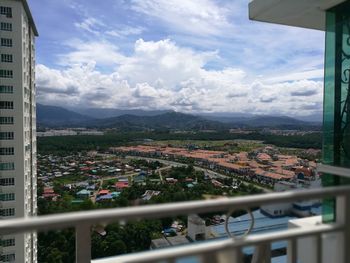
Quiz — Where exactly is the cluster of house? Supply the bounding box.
[37,153,135,200]
[112,145,318,186]
[94,189,121,202]
[76,188,161,203]
[42,187,60,200]
[37,152,130,182]
[259,128,320,136]
[37,129,104,137]
[37,152,166,204]
[66,180,130,203]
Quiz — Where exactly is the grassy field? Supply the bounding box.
[53,174,88,184]
[102,178,118,188]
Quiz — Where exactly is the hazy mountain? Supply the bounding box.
[202,113,322,124]
[233,115,310,128]
[201,115,249,123]
[292,112,323,123]
[88,111,227,131]
[70,107,170,119]
[202,114,321,129]
[199,112,254,122]
[37,104,94,127]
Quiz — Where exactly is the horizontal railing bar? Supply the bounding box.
[0,185,349,235]
[92,223,343,263]
[317,163,350,178]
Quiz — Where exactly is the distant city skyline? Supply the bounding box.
[29,0,324,117]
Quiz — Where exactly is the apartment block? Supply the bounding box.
[0,0,38,262]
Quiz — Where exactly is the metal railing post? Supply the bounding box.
[251,243,271,263]
[337,193,350,263]
[315,234,322,263]
[76,224,91,263]
[217,247,242,263]
[287,238,297,263]
[201,251,219,263]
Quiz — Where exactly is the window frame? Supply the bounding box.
[1,54,13,62]
[0,69,13,78]
[0,147,14,155]
[0,208,15,217]
[0,22,12,31]
[0,38,12,47]
[0,6,12,18]
[0,132,14,140]
[1,238,15,247]
[0,85,13,93]
[0,117,14,124]
[0,178,15,186]
[0,162,15,171]
[0,193,15,201]
[0,101,14,109]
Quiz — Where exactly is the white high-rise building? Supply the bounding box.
[0,0,38,262]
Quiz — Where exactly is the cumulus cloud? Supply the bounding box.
[36,38,323,117]
[36,65,79,95]
[117,39,218,88]
[130,0,233,36]
[58,40,126,67]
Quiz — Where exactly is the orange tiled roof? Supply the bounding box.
[114,145,310,181]
[295,167,313,177]
[256,153,272,163]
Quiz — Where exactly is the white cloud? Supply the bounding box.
[74,17,105,35]
[130,0,233,36]
[264,69,324,84]
[106,26,145,38]
[58,40,126,67]
[117,39,218,88]
[37,38,323,117]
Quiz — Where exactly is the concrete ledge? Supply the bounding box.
[249,0,346,31]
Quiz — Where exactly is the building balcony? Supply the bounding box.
[1,165,350,263]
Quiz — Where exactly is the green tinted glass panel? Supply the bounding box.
[323,2,350,222]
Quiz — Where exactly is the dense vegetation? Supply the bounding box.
[37,131,322,154]
[38,219,162,263]
[37,165,262,262]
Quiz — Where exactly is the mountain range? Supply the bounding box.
[36,103,322,131]
[69,107,170,119]
[37,104,92,126]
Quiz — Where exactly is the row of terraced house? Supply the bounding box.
[111,145,318,187]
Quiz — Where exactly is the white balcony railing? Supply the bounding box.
[1,166,350,263]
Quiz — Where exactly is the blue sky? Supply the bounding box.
[28,0,325,117]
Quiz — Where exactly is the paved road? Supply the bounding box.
[125,156,271,193]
